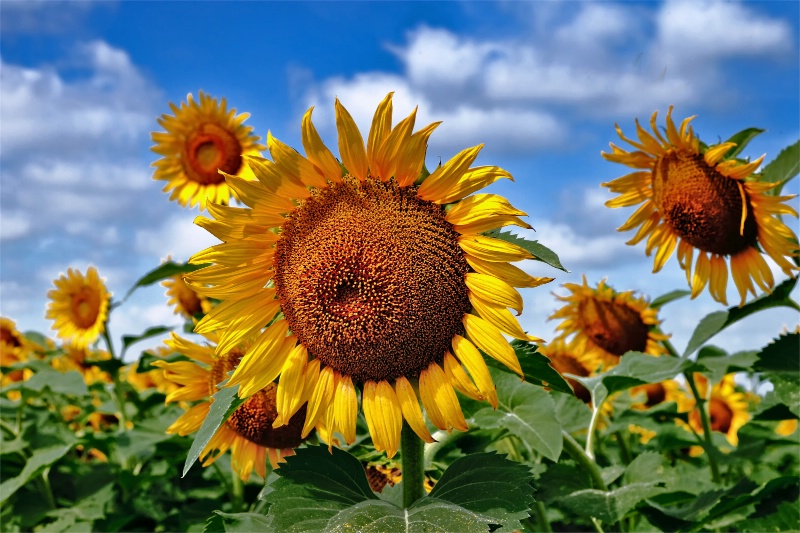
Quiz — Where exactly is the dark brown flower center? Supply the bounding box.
[708,398,734,434]
[580,299,649,356]
[653,151,757,256]
[184,123,242,185]
[70,287,101,329]
[1,327,21,348]
[641,383,666,407]
[274,177,471,383]
[210,353,307,448]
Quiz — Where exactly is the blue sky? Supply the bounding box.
[1,0,798,358]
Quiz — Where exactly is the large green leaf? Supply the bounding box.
[23,369,89,397]
[472,369,563,461]
[721,127,765,160]
[483,228,567,272]
[0,436,76,504]
[769,374,800,417]
[326,498,492,533]
[760,140,800,194]
[683,277,798,356]
[124,261,209,301]
[695,347,759,384]
[204,511,273,533]
[569,352,692,407]
[754,332,800,374]
[484,340,573,395]
[427,452,534,532]
[650,290,691,309]
[739,501,800,532]
[534,461,592,503]
[183,384,245,477]
[559,482,666,524]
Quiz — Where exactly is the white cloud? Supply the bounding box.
[135,213,220,263]
[0,212,31,240]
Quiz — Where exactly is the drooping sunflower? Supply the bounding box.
[687,374,750,446]
[550,276,669,370]
[154,332,309,481]
[186,93,552,457]
[162,274,213,319]
[151,91,265,210]
[602,107,799,306]
[46,267,110,349]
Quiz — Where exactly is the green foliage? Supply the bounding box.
[484,228,568,272]
[721,127,765,160]
[183,384,245,477]
[484,340,574,394]
[123,260,209,301]
[760,140,800,195]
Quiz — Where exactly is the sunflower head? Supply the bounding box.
[162,274,212,319]
[602,107,799,306]
[1,317,36,391]
[155,333,309,480]
[187,92,552,458]
[51,343,112,385]
[151,91,265,210]
[687,374,750,446]
[538,337,596,403]
[550,276,668,369]
[630,379,684,410]
[46,267,110,350]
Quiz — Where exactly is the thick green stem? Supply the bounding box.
[615,431,633,465]
[101,326,128,431]
[401,422,425,508]
[585,401,604,460]
[562,431,607,491]
[231,468,244,512]
[534,500,553,533]
[40,467,57,509]
[684,371,722,483]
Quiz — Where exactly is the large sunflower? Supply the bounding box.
[151,91,265,210]
[602,108,799,306]
[550,276,669,370]
[186,93,551,457]
[154,333,309,481]
[46,267,110,349]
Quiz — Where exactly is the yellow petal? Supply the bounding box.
[443,351,483,401]
[268,132,328,189]
[228,320,288,389]
[362,380,403,458]
[333,374,358,444]
[451,335,497,408]
[446,194,526,226]
[373,107,417,181]
[302,107,342,183]
[302,365,336,438]
[395,377,435,443]
[469,293,537,342]
[465,255,553,289]
[417,145,483,201]
[395,122,440,187]
[274,344,308,427]
[462,313,522,377]
[435,166,514,205]
[691,252,711,299]
[418,362,468,432]
[459,235,533,262]
[335,98,368,181]
[367,92,394,173]
[465,272,524,315]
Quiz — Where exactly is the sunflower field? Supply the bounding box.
[1,91,798,533]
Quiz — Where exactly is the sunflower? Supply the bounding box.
[186,93,552,458]
[687,374,750,446]
[538,337,597,403]
[162,275,213,319]
[1,317,35,393]
[154,332,309,481]
[550,276,669,370]
[629,379,683,410]
[602,108,799,306]
[46,267,110,350]
[151,91,265,210]
[51,343,112,385]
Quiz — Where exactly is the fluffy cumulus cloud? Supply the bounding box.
[303,0,794,154]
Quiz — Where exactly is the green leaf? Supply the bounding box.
[534,461,592,503]
[683,278,799,356]
[124,261,209,301]
[23,369,89,397]
[560,482,666,523]
[121,326,173,357]
[472,369,563,461]
[761,140,800,194]
[325,498,492,533]
[183,383,245,477]
[483,228,568,272]
[485,340,573,395]
[721,127,765,160]
[569,352,692,406]
[0,438,76,504]
[428,452,534,532]
[650,289,691,309]
[739,501,800,532]
[204,511,273,533]
[754,332,800,374]
[136,350,190,373]
[769,374,800,417]
[553,392,592,434]
[696,347,760,383]
[624,451,668,485]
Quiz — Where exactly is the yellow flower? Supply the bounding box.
[51,343,112,385]
[602,108,799,306]
[162,275,212,319]
[1,317,35,393]
[538,337,596,403]
[550,276,669,370]
[687,374,750,446]
[186,93,552,458]
[154,333,309,481]
[630,379,684,410]
[46,267,110,349]
[151,91,265,210]
[123,347,180,396]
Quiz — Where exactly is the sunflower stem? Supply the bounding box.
[584,401,604,460]
[401,422,425,508]
[684,371,722,484]
[230,467,244,512]
[615,430,633,465]
[534,500,553,533]
[40,467,57,510]
[562,431,607,491]
[101,325,128,431]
